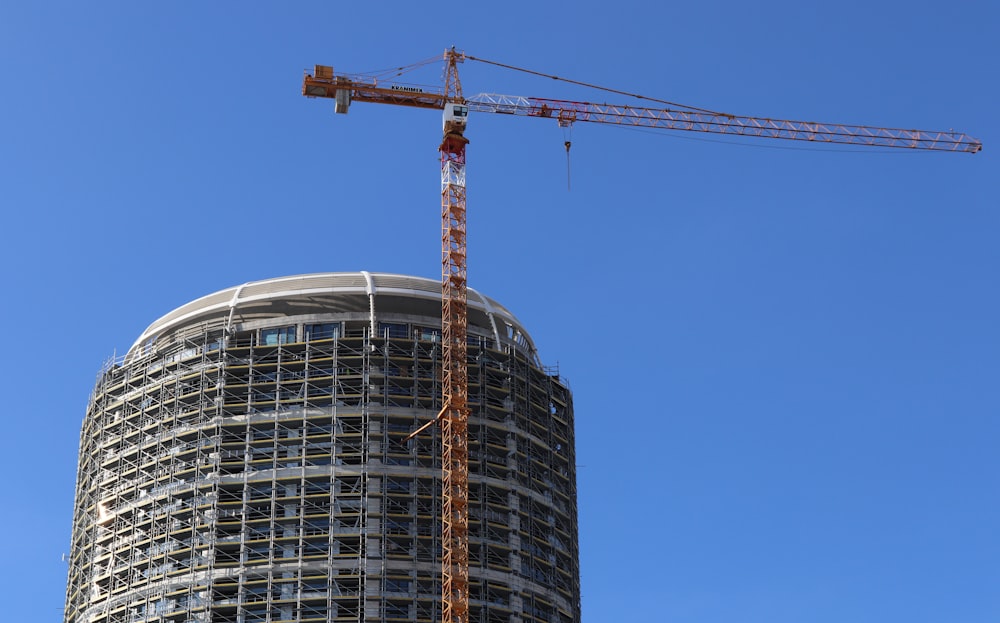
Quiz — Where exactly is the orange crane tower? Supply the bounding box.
[302,49,981,623]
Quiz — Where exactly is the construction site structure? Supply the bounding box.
[302,49,981,623]
[62,272,579,623]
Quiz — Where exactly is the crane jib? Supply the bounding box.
[464,94,982,153]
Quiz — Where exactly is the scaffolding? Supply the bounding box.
[63,273,580,623]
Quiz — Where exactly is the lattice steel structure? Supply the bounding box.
[63,272,579,623]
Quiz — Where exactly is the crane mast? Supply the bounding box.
[304,50,472,623]
[438,49,470,623]
[301,51,980,623]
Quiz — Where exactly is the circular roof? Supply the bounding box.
[127,272,534,359]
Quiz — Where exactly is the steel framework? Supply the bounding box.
[465,93,983,152]
[439,49,470,623]
[62,273,580,623]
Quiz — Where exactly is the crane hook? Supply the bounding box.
[564,140,572,191]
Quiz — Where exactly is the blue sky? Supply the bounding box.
[1,2,996,621]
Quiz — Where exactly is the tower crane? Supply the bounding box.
[302,48,981,623]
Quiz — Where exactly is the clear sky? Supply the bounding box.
[1,2,996,622]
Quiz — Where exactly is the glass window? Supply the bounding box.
[261,325,296,345]
[305,322,341,341]
[378,323,409,339]
[415,325,440,342]
[385,478,411,493]
[385,578,411,593]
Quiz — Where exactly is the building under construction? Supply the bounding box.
[63,272,579,623]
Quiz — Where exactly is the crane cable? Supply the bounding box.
[563,125,573,191]
[361,54,442,81]
[465,54,729,116]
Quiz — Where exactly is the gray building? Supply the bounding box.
[64,272,579,623]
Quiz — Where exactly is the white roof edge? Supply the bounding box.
[127,272,532,355]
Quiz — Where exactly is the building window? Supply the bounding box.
[378,323,409,339]
[305,322,341,341]
[261,325,296,345]
[385,577,411,593]
[414,325,440,341]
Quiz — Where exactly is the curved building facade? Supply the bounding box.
[64,272,579,623]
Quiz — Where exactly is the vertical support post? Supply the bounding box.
[440,47,469,623]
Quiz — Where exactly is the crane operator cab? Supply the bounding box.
[443,103,469,133]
